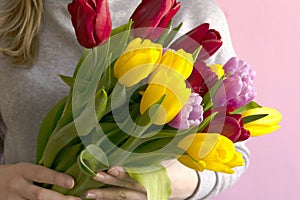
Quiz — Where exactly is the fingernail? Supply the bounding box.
[109,169,119,177]
[95,173,105,181]
[86,192,97,199]
[65,178,75,188]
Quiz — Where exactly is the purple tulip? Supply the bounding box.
[213,57,256,109]
[223,57,256,80]
[130,0,181,41]
[169,93,204,130]
[68,0,112,48]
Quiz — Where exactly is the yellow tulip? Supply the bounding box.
[114,38,163,87]
[209,64,224,79]
[160,49,194,80]
[242,106,282,136]
[140,69,191,125]
[177,133,244,174]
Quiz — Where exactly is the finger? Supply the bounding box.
[85,187,147,200]
[107,166,132,182]
[94,172,146,192]
[17,163,75,189]
[5,194,25,200]
[22,183,81,200]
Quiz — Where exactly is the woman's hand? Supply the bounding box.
[85,166,147,200]
[0,162,81,200]
[165,160,199,200]
[85,160,198,200]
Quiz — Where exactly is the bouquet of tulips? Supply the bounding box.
[36,0,282,199]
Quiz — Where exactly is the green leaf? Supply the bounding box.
[197,112,218,132]
[109,83,127,111]
[111,20,132,36]
[94,89,108,120]
[231,101,262,114]
[53,142,83,172]
[52,162,104,197]
[192,46,203,61]
[242,114,268,124]
[141,125,197,139]
[131,95,166,137]
[163,22,183,47]
[36,97,67,163]
[133,138,174,153]
[98,53,117,93]
[40,95,103,167]
[97,126,129,153]
[40,122,79,167]
[156,21,172,45]
[126,165,172,200]
[202,79,223,111]
[124,152,175,167]
[59,74,74,88]
[78,145,109,176]
[52,96,74,133]
[72,45,110,115]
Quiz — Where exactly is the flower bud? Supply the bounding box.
[170,23,222,60]
[213,57,256,109]
[242,107,282,136]
[68,0,112,48]
[140,69,191,125]
[177,133,244,174]
[114,38,163,87]
[169,93,204,130]
[131,0,181,41]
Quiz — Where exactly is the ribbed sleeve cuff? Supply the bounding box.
[186,170,217,200]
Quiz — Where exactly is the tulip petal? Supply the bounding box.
[244,124,280,137]
[177,155,206,172]
[197,40,223,61]
[177,133,244,174]
[140,70,168,114]
[242,107,282,136]
[170,23,222,60]
[131,0,180,40]
[160,49,193,79]
[149,2,181,41]
[95,0,112,45]
[114,38,163,87]
[213,76,243,107]
[68,0,111,48]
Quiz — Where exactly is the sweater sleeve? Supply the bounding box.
[173,0,251,199]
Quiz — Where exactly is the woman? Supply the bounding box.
[0,0,250,199]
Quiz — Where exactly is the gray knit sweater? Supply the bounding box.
[0,0,250,199]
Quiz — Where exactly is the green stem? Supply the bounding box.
[85,48,98,81]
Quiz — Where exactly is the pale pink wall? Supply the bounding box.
[212,0,300,199]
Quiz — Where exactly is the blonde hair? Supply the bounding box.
[0,0,43,65]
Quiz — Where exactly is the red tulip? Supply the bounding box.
[203,106,250,142]
[68,0,112,48]
[131,0,181,41]
[186,61,218,97]
[170,23,222,60]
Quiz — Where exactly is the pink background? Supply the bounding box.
[212,0,300,199]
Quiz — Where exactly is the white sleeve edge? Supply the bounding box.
[187,170,217,200]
